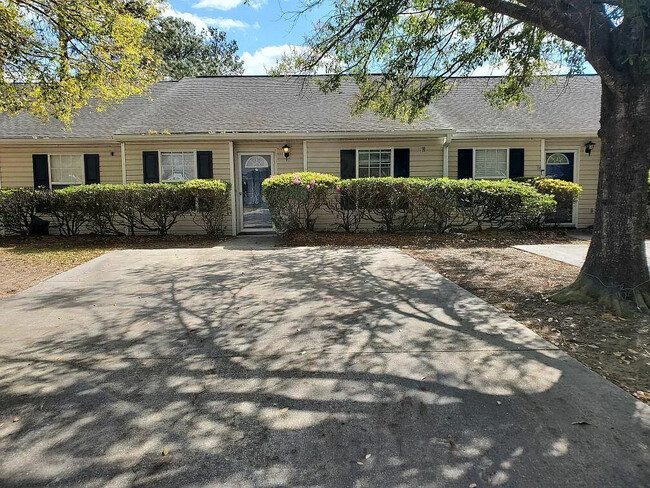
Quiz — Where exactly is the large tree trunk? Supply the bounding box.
[554,79,650,315]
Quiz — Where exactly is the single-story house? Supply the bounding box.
[0,75,601,235]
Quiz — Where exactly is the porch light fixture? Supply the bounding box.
[282,144,291,160]
[584,140,596,155]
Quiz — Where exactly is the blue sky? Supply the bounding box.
[165,0,326,74]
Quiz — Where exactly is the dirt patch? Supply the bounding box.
[281,230,650,404]
[0,235,228,298]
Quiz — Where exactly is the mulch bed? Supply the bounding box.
[280,230,650,404]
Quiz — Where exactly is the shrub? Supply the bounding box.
[407,178,465,232]
[130,183,195,235]
[262,172,339,232]
[83,185,127,235]
[347,177,412,232]
[0,188,46,235]
[325,179,366,233]
[185,179,231,236]
[518,177,582,207]
[44,186,92,236]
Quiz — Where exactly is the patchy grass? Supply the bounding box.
[281,230,650,404]
[0,235,228,298]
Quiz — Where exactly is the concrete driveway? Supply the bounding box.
[514,241,650,267]
[0,237,648,487]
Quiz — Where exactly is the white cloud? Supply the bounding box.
[241,44,302,75]
[192,0,244,11]
[163,7,252,32]
[192,0,266,9]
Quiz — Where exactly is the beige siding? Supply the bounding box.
[0,142,122,188]
[234,140,304,174]
[545,137,600,228]
[123,141,233,235]
[306,137,444,177]
[448,138,542,179]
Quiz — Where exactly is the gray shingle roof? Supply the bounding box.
[0,75,600,139]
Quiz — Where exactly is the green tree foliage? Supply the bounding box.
[145,16,244,79]
[0,0,161,124]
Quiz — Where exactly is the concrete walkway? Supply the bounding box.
[0,237,648,487]
[514,241,650,267]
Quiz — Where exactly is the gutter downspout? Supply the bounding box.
[229,141,237,236]
[120,142,127,185]
[303,140,308,171]
[443,132,453,177]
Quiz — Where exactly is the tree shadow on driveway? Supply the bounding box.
[0,244,648,487]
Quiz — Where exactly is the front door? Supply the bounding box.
[240,153,273,230]
[545,151,576,224]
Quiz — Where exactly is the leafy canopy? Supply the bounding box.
[277,0,648,121]
[0,0,162,124]
[145,16,244,79]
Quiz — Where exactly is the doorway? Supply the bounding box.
[239,153,273,231]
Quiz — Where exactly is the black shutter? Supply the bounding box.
[84,154,100,184]
[393,148,410,178]
[458,149,473,179]
[32,154,49,188]
[340,149,356,179]
[142,151,159,183]
[197,151,213,179]
[508,148,525,178]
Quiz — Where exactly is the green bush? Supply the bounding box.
[325,179,365,233]
[0,181,230,236]
[0,188,46,235]
[185,179,231,236]
[517,177,582,207]
[262,172,340,232]
[347,178,412,232]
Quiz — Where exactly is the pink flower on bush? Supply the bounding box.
[311,179,316,184]
[306,184,311,190]
[293,179,300,184]
[335,186,341,192]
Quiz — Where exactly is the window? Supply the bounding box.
[50,154,84,186]
[474,149,508,179]
[161,151,195,182]
[358,149,392,178]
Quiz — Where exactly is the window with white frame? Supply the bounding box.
[50,154,84,186]
[160,151,195,182]
[474,149,508,179]
[358,149,392,178]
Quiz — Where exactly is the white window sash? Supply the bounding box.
[49,154,85,187]
[159,151,197,183]
[473,148,509,180]
[355,148,394,178]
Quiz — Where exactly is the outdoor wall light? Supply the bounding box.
[585,140,596,155]
[282,144,291,160]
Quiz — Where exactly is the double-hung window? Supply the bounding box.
[358,149,392,178]
[474,149,508,179]
[49,154,84,187]
[160,151,195,182]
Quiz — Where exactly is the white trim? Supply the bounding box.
[540,138,546,177]
[228,142,237,236]
[442,132,453,177]
[48,153,85,187]
[472,147,509,180]
[355,147,394,178]
[236,151,275,232]
[120,142,127,185]
[544,148,580,226]
[450,131,597,140]
[303,140,308,171]
[158,150,197,183]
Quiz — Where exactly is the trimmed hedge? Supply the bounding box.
[262,172,340,231]
[263,173,564,233]
[0,180,231,236]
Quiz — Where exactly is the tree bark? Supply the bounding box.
[554,78,650,314]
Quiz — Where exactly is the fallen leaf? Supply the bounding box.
[601,313,617,321]
[365,453,371,459]
[571,421,591,426]
[280,407,289,413]
[356,461,364,465]
[12,416,19,422]
[628,348,639,354]
[162,447,169,456]
[496,400,502,405]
